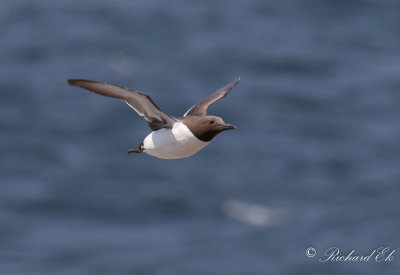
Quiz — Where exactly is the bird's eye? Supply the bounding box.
[209,120,214,124]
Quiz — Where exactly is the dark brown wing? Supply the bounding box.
[67,79,176,130]
[184,77,240,117]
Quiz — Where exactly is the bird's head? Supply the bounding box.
[181,115,236,142]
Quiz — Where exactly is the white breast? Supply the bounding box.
[142,122,209,159]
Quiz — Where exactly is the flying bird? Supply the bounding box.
[67,77,239,159]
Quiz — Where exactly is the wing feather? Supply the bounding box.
[184,77,240,117]
[67,79,176,130]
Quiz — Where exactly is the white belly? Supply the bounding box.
[142,122,209,159]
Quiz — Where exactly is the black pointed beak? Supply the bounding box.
[220,123,236,130]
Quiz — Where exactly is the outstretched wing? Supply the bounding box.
[184,77,240,117]
[67,79,176,131]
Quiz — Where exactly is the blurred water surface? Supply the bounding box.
[0,0,399,274]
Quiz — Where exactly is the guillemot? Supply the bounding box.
[67,77,239,159]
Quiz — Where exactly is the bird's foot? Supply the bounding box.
[127,143,144,154]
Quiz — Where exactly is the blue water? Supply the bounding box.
[1,0,400,274]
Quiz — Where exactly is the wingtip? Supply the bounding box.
[231,77,240,87]
[232,76,240,85]
[67,79,79,86]
[67,79,96,87]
